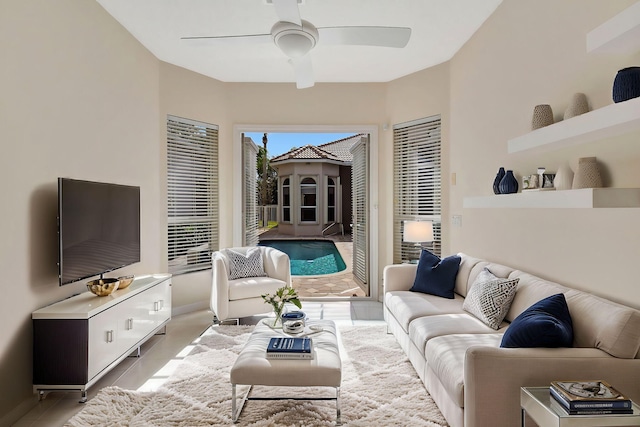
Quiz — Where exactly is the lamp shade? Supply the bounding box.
[403,221,434,243]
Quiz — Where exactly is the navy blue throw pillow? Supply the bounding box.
[410,250,461,299]
[501,293,573,348]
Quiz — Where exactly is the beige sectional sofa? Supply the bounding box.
[383,253,640,427]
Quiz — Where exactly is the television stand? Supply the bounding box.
[32,274,172,402]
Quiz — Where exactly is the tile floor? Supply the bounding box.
[13,301,384,427]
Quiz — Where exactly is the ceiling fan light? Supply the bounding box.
[277,33,314,57]
[272,20,318,58]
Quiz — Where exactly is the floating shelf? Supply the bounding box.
[463,188,640,209]
[507,97,640,154]
[587,2,640,54]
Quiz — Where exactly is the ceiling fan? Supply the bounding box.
[181,0,411,89]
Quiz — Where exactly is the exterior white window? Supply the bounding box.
[393,115,442,263]
[281,177,291,223]
[327,177,336,223]
[300,177,317,222]
[167,115,219,275]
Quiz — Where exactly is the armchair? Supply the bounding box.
[211,246,291,322]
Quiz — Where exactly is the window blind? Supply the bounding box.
[351,137,369,286]
[393,116,442,263]
[167,115,219,275]
[244,137,259,246]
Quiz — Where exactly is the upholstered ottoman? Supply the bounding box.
[230,319,342,424]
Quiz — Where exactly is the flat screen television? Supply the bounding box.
[58,178,140,285]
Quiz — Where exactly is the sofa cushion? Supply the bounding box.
[463,269,519,330]
[425,334,503,407]
[410,250,461,299]
[501,293,573,348]
[454,253,484,297]
[224,247,266,280]
[409,313,507,357]
[505,271,570,322]
[385,290,466,332]
[565,289,640,359]
[228,276,286,301]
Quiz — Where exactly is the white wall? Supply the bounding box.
[449,0,640,307]
[1,0,161,422]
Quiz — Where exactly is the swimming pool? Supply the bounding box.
[258,240,347,276]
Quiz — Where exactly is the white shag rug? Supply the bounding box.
[66,324,448,426]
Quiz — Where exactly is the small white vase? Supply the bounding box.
[554,163,574,191]
[572,157,603,189]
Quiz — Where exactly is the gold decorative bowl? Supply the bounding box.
[87,278,120,297]
[117,275,134,289]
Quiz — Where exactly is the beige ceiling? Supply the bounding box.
[96,0,503,85]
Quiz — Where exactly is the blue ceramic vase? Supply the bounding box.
[493,167,505,194]
[498,170,518,194]
[613,67,640,103]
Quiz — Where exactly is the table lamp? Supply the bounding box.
[403,221,434,262]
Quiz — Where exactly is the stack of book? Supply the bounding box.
[550,380,633,415]
[266,336,314,360]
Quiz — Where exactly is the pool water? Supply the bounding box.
[258,240,347,276]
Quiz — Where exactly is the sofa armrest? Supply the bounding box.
[383,263,417,293]
[211,253,231,320]
[464,346,640,427]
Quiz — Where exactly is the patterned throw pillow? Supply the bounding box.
[463,268,519,330]
[224,248,266,280]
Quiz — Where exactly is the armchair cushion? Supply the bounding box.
[224,247,266,280]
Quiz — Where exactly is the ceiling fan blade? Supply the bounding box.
[318,26,411,48]
[181,34,272,46]
[289,55,314,89]
[272,0,302,26]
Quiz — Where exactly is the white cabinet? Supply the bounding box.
[32,274,171,400]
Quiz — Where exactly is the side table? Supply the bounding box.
[521,387,640,427]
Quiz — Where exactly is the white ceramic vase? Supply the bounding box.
[572,157,603,189]
[554,163,574,191]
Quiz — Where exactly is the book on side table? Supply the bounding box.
[266,337,313,360]
[550,380,633,414]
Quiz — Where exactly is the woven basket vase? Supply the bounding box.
[564,93,589,119]
[532,104,554,130]
[572,157,602,189]
[613,67,640,103]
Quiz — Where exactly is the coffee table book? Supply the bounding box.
[266,337,313,359]
[550,397,633,415]
[550,380,632,411]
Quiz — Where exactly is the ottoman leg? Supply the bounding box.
[336,387,342,426]
[231,384,252,422]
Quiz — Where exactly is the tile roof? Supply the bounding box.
[270,133,364,163]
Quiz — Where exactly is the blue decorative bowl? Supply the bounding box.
[282,311,305,321]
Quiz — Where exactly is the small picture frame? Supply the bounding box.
[523,174,539,190]
[542,173,555,188]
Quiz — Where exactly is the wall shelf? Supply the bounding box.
[586,2,640,54]
[463,188,640,209]
[507,96,640,154]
